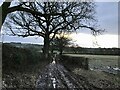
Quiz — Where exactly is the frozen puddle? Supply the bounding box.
[51,78,56,88]
[113,67,120,71]
[107,66,120,71]
[90,66,120,74]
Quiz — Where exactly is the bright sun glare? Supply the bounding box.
[70,33,118,48]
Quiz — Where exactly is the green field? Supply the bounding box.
[64,54,119,74]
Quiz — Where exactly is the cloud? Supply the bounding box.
[70,33,118,48]
[75,2,118,35]
[3,35,44,44]
[95,2,118,35]
[95,0,119,2]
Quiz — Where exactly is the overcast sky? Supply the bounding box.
[0,1,119,48]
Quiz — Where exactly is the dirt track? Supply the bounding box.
[36,61,100,90]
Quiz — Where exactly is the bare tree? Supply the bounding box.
[51,34,73,55]
[0,1,55,28]
[4,2,103,58]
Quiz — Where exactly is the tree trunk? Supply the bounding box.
[43,34,50,59]
[0,2,11,29]
[59,46,63,55]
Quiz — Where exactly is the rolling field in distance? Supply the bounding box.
[63,54,119,74]
[64,54,120,88]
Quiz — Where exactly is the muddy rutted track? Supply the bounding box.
[36,62,99,90]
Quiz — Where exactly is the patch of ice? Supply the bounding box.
[113,67,120,71]
[107,66,110,69]
[90,68,93,70]
[51,78,56,88]
[52,60,56,64]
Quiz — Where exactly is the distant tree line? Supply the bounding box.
[4,42,119,55]
[64,47,119,55]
